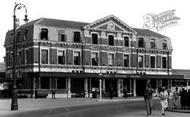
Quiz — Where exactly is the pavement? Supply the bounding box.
[0,97,189,117]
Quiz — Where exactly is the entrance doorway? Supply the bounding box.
[105,79,117,97]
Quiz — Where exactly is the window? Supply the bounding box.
[58,50,65,65]
[138,38,144,48]
[25,49,29,64]
[138,55,144,68]
[92,52,98,66]
[40,28,48,40]
[162,57,167,68]
[150,56,155,68]
[58,34,66,42]
[16,31,20,42]
[41,77,50,89]
[162,40,168,49]
[108,53,114,66]
[73,31,81,42]
[150,39,156,49]
[18,51,22,65]
[124,54,129,67]
[57,78,66,89]
[41,49,49,64]
[124,36,129,47]
[74,51,80,65]
[108,35,114,45]
[92,33,98,44]
[24,30,28,40]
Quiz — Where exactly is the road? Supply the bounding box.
[46,99,190,117]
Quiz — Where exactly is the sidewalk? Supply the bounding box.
[0,97,143,117]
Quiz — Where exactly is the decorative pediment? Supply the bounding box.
[83,15,137,34]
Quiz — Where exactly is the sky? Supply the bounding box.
[0,0,189,69]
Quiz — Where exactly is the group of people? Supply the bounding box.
[144,83,169,116]
[172,87,190,109]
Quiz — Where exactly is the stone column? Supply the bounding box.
[130,79,132,94]
[32,77,36,98]
[117,79,121,97]
[67,78,71,98]
[133,79,136,97]
[99,78,102,100]
[84,78,88,98]
[103,78,105,91]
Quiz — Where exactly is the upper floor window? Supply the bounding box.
[58,34,66,42]
[58,50,65,65]
[92,33,98,44]
[16,31,21,42]
[108,35,114,46]
[24,30,28,41]
[124,36,129,47]
[138,55,144,68]
[41,49,49,64]
[40,28,48,40]
[73,31,81,43]
[74,51,80,65]
[108,53,114,66]
[162,57,167,68]
[124,54,129,67]
[150,39,156,49]
[25,49,29,64]
[138,38,144,48]
[162,40,168,50]
[150,56,156,68]
[92,52,98,66]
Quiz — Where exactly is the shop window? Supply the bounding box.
[92,33,98,44]
[162,57,167,68]
[92,52,98,66]
[41,49,49,64]
[40,28,48,40]
[138,55,144,68]
[124,36,129,47]
[57,78,66,89]
[124,54,129,67]
[150,56,155,68]
[150,39,156,49]
[138,38,144,48]
[108,53,114,66]
[108,35,114,46]
[74,51,80,65]
[58,50,65,65]
[73,31,81,43]
[41,77,50,89]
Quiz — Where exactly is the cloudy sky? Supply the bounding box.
[0,0,189,69]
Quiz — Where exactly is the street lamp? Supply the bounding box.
[11,3,28,111]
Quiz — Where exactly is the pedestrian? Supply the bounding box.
[123,85,128,98]
[172,87,179,109]
[159,87,168,116]
[144,83,154,116]
[52,88,56,99]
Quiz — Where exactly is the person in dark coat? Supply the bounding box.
[52,88,56,99]
[144,83,154,116]
[180,88,187,109]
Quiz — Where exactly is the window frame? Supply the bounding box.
[162,56,167,69]
[138,54,144,68]
[108,53,115,66]
[108,34,115,46]
[138,38,144,48]
[91,51,99,66]
[41,48,49,64]
[123,35,130,47]
[150,39,156,49]
[73,51,81,65]
[150,55,156,68]
[40,28,48,40]
[57,49,66,65]
[73,31,81,43]
[123,54,130,67]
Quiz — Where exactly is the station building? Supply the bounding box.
[4,15,183,98]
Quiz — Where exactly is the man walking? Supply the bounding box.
[144,83,154,116]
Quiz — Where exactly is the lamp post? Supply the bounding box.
[11,3,28,111]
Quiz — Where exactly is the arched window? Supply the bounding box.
[138,38,144,48]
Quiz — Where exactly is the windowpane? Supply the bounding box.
[92,52,98,66]
[124,54,129,67]
[92,33,98,44]
[74,51,80,65]
[150,39,156,49]
[138,55,143,68]
[41,49,48,64]
[162,57,167,68]
[74,32,80,42]
[108,35,114,45]
[150,56,155,68]
[58,50,65,65]
[108,53,114,66]
[40,28,48,40]
[124,36,129,47]
[138,38,144,48]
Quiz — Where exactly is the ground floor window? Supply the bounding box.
[41,77,50,89]
[57,78,66,89]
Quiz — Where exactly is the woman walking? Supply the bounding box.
[144,83,154,116]
[159,87,168,116]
